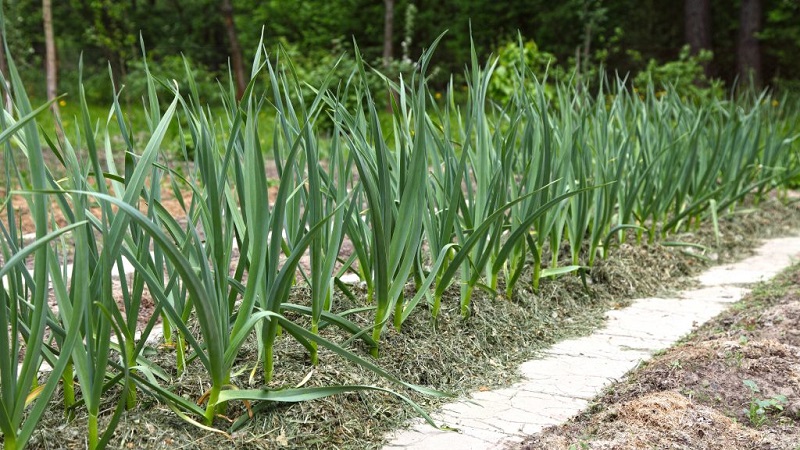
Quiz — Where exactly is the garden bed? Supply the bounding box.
[22,197,800,450]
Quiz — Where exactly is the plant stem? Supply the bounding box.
[125,340,136,409]
[370,326,381,358]
[393,293,404,331]
[161,313,172,344]
[432,290,443,319]
[264,318,282,382]
[4,433,16,450]
[488,270,498,293]
[460,284,474,318]
[62,361,75,420]
[88,412,99,450]
[176,331,186,374]
[309,321,319,365]
[203,385,221,425]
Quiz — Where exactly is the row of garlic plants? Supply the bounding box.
[1,36,798,449]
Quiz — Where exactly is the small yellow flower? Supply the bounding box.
[771,99,779,107]
[656,90,666,99]
[58,99,67,107]
[434,92,442,100]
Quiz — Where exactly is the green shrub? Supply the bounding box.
[488,39,559,104]
[633,45,724,102]
[125,54,223,104]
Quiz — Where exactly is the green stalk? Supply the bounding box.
[125,339,136,409]
[176,331,186,374]
[460,284,475,318]
[432,292,444,319]
[393,292,405,330]
[62,361,75,419]
[532,250,542,293]
[88,413,99,450]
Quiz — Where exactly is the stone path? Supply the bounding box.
[383,236,800,450]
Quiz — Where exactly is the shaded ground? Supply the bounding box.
[515,263,800,450]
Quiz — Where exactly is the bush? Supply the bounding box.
[125,54,223,105]
[632,45,724,102]
[488,39,560,104]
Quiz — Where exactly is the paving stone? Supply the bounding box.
[518,356,636,399]
[590,331,673,352]
[543,335,650,362]
[626,296,730,315]
[698,237,800,286]
[600,307,699,342]
[385,425,507,450]
[677,285,750,303]
[698,265,778,286]
[505,390,588,422]
[606,304,727,335]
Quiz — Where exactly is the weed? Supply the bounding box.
[742,379,787,427]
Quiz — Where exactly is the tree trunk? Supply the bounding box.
[220,0,246,101]
[43,0,60,118]
[737,0,762,87]
[684,0,713,77]
[382,0,394,68]
[382,0,395,111]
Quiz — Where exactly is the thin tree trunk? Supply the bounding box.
[737,0,762,87]
[382,0,395,111]
[43,0,60,118]
[382,0,394,67]
[684,0,713,78]
[221,0,246,100]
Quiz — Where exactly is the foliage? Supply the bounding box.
[743,379,787,427]
[4,0,800,98]
[760,0,800,85]
[633,45,724,101]
[488,38,559,104]
[125,54,222,104]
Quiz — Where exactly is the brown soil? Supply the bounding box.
[515,268,800,450]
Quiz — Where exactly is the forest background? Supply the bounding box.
[2,0,799,112]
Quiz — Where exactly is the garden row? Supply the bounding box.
[1,37,798,450]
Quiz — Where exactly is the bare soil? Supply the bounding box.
[514,266,800,450]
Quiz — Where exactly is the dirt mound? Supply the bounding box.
[754,300,800,348]
[527,390,762,450]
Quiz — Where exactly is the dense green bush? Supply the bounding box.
[487,39,560,104]
[632,45,724,102]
